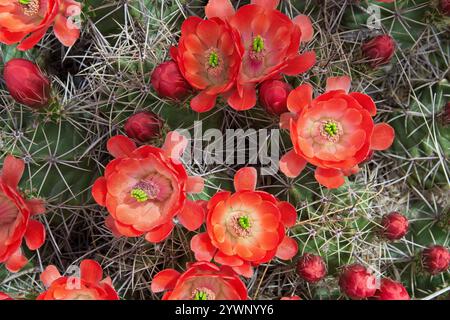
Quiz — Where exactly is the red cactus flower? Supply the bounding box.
[170,16,243,112]
[92,132,205,243]
[374,278,410,300]
[0,292,12,300]
[279,76,395,189]
[37,260,119,300]
[0,155,46,273]
[339,264,377,299]
[281,295,301,300]
[362,35,396,68]
[190,167,298,278]
[381,212,408,240]
[151,261,247,300]
[296,253,327,283]
[259,80,292,115]
[3,58,51,109]
[206,0,315,111]
[124,111,163,144]
[0,0,81,51]
[422,245,450,275]
[441,0,450,16]
[150,61,192,100]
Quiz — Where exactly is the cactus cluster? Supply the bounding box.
[0,0,448,300]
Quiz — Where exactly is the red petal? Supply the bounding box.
[277,201,297,227]
[1,155,24,188]
[24,220,46,250]
[16,28,47,51]
[53,12,80,47]
[107,135,136,158]
[145,221,174,243]
[326,76,351,93]
[279,112,297,130]
[26,199,45,216]
[371,123,395,151]
[178,200,205,231]
[186,176,204,194]
[231,263,254,278]
[205,0,235,20]
[40,265,62,287]
[151,269,181,293]
[251,0,279,9]
[234,167,257,192]
[191,91,217,112]
[293,15,314,42]
[80,260,103,285]
[190,232,216,261]
[5,248,28,273]
[283,51,316,76]
[314,167,345,189]
[162,131,188,162]
[105,215,122,238]
[275,236,298,260]
[279,150,307,178]
[287,83,313,113]
[92,177,107,206]
[349,92,377,116]
[227,85,257,111]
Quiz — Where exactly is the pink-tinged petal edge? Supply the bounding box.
[177,200,205,231]
[326,76,351,93]
[151,269,181,293]
[279,150,307,178]
[205,0,235,20]
[275,236,298,260]
[186,176,204,194]
[371,123,395,151]
[107,135,137,159]
[162,131,188,162]
[234,167,257,192]
[40,265,62,287]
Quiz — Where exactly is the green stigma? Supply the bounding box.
[130,188,148,202]
[238,216,251,230]
[253,35,264,53]
[209,52,219,68]
[19,0,30,4]
[194,291,208,300]
[324,122,338,137]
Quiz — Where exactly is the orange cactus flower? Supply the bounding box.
[92,132,206,243]
[151,261,247,300]
[190,167,298,278]
[279,76,395,189]
[37,260,119,300]
[0,0,81,51]
[206,0,316,111]
[170,16,244,112]
[0,155,46,273]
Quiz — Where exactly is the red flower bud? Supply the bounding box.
[151,61,191,100]
[422,245,450,275]
[124,111,163,143]
[339,264,377,299]
[381,212,409,240]
[3,58,51,109]
[375,278,410,300]
[362,35,396,68]
[441,0,450,16]
[296,253,327,283]
[258,80,292,115]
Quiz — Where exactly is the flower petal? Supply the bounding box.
[40,265,61,287]
[1,155,24,188]
[227,85,257,111]
[191,91,217,112]
[326,76,351,93]
[277,201,297,227]
[279,150,307,178]
[293,15,314,42]
[92,177,107,206]
[287,83,313,113]
[371,123,395,151]
[275,236,298,260]
[186,176,204,194]
[24,220,46,250]
[151,269,181,293]
[5,248,28,273]
[314,167,345,189]
[178,200,205,231]
[190,232,216,261]
[145,221,174,243]
[205,0,235,20]
[162,131,188,162]
[234,167,257,192]
[283,51,316,76]
[80,260,103,285]
[349,92,377,116]
[107,135,137,159]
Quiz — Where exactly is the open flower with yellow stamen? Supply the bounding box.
[92,132,206,243]
[151,262,247,300]
[190,167,298,278]
[279,76,395,189]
